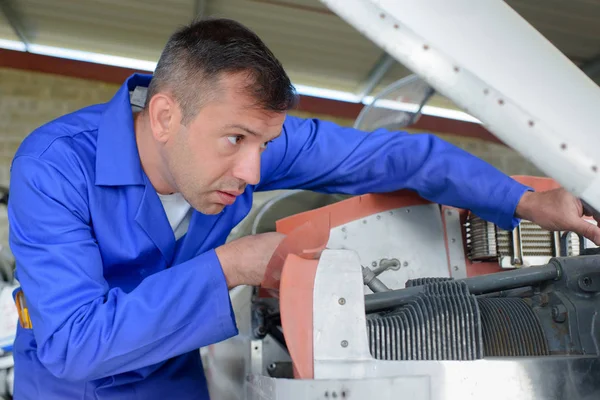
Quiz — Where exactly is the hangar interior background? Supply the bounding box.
[1,0,600,248]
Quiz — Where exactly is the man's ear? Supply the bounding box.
[147,93,182,143]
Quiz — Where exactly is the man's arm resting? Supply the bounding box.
[257,116,530,231]
[9,156,238,382]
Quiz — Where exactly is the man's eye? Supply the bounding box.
[227,136,243,145]
[260,140,274,150]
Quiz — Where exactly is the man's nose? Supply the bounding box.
[232,150,261,186]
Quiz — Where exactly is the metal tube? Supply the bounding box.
[511,223,523,266]
[362,267,391,292]
[466,263,559,294]
[364,286,426,312]
[364,263,560,313]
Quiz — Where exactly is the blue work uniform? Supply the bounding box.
[8,73,529,399]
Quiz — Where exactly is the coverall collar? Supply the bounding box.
[95,73,153,186]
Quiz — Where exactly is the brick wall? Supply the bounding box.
[0,67,543,249]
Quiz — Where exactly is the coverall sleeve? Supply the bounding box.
[8,156,237,381]
[256,116,530,231]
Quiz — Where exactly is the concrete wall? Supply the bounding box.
[0,67,544,249]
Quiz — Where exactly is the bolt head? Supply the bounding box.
[341,340,348,347]
[552,305,567,323]
[338,298,346,305]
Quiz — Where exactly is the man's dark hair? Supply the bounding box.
[146,17,298,125]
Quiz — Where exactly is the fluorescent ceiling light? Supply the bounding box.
[0,39,480,124]
[292,83,360,103]
[27,44,157,71]
[0,39,26,51]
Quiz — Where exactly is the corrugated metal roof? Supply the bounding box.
[507,0,600,62]
[14,0,194,60]
[0,4,22,43]
[208,0,384,92]
[1,0,599,103]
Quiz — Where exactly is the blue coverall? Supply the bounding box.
[7,74,529,399]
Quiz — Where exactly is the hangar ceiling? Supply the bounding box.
[1,0,599,111]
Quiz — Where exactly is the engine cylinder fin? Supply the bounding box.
[366,281,483,360]
[406,277,454,287]
[478,298,549,356]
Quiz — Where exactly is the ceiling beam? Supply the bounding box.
[0,0,30,50]
[356,53,395,100]
[581,54,600,80]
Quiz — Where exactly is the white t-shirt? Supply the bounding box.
[131,86,192,240]
[157,192,192,240]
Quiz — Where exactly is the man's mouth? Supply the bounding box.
[216,190,243,205]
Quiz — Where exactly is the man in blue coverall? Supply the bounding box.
[7,17,600,399]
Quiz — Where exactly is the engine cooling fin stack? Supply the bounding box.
[478,297,549,356]
[366,279,551,361]
[366,280,483,361]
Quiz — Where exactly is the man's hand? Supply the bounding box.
[515,188,600,245]
[216,232,286,288]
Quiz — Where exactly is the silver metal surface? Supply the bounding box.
[511,224,524,265]
[304,249,600,400]
[204,285,259,400]
[250,340,263,376]
[327,204,450,292]
[443,208,467,279]
[361,266,390,292]
[313,250,373,373]
[245,374,428,399]
[257,335,291,377]
[245,357,600,400]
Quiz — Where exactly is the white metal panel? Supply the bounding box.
[320,0,600,212]
[327,204,450,292]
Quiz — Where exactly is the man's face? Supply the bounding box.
[162,74,286,214]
